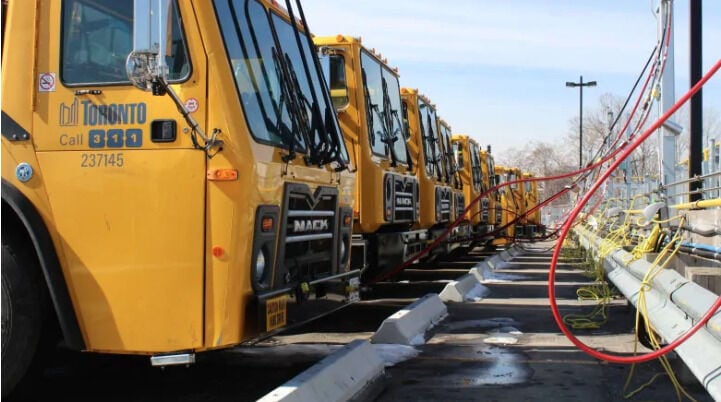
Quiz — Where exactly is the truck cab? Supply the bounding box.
[522,172,542,237]
[480,147,499,238]
[2,0,357,394]
[401,88,453,259]
[508,167,526,238]
[451,135,491,241]
[315,35,423,282]
[492,165,515,246]
[438,119,470,246]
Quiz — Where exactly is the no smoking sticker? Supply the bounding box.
[184,98,199,113]
[38,73,56,92]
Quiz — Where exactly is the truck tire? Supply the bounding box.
[1,243,43,397]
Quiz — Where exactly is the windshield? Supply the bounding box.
[470,144,482,191]
[418,100,441,179]
[487,155,496,187]
[319,54,349,109]
[214,0,348,165]
[360,51,408,165]
[439,123,455,185]
[454,142,464,169]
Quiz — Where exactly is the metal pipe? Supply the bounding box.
[663,171,721,189]
[671,186,721,197]
[689,0,703,202]
[679,245,721,261]
[670,223,721,237]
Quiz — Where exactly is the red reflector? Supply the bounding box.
[343,215,352,226]
[212,246,225,258]
[207,169,238,181]
[261,217,274,232]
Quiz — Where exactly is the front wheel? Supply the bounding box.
[1,243,43,397]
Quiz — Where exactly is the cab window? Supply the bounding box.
[320,54,349,109]
[61,0,190,85]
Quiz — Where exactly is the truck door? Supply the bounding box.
[31,0,206,352]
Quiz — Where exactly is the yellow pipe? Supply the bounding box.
[671,198,721,210]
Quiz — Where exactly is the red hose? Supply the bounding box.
[548,58,721,364]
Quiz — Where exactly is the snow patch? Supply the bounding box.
[409,333,427,346]
[475,264,527,283]
[372,344,419,367]
[483,336,518,345]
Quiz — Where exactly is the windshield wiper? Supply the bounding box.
[285,0,348,171]
[361,70,397,167]
[269,47,300,163]
[374,106,399,167]
[423,113,443,181]
[380,78,402,167]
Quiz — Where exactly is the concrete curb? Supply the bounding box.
[507,245,523,258]
[483,254,504,270]
[257,340,384,402]
[439,273,486,302]
[469,266,485,281]
[371,294,448,345]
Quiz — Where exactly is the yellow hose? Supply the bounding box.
[671,198,721,210]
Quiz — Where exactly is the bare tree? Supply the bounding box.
[670,105,721,163]
[498,141,575,205]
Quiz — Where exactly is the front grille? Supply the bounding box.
[276,183,338,286]
[455,193,466,220]
[480,197,490,222]
[435,186,451,223]
[384,173,418,223]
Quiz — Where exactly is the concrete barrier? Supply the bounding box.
[371,294,447,345]
[257,340,384,402]
[439,273,488,302]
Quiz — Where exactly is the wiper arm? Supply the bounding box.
[285,0,348,172]
[282,52,329,167]
[390,108,413,171]
[425,114,443,181]
[270,48,299,163]
[380,78,401,167]
[372,105,399,167]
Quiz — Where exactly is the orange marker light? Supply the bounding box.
[343,215,352,226]
[261,217,274,232]
[207,169,238,181]
[212,246,225,258]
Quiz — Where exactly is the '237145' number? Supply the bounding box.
[80,153,124,168]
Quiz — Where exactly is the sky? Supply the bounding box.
[301,0,721,157]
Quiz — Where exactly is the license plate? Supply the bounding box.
[265,295,288,332]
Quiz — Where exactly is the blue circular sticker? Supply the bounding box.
[16,162,33,183]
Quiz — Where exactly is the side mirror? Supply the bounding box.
[126,0,171,94]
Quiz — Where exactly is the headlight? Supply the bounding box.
[339,240,347,264]
[254,249,267,283]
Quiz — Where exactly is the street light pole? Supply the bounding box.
[566,76,597,169]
